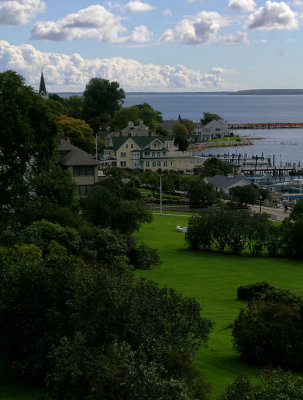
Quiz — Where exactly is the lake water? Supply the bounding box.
[124,93,303,163]
[124,93,303,124]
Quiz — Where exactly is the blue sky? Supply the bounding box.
[0,0,302,92]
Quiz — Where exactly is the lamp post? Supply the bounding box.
[259,195,262,213]
[160,174,163,216]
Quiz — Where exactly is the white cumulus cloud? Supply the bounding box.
[159,11,248,46]
[247,1,299,30]
[123,1,154,13]
[0,0,45,26]
[30,5,152,43]
[228,0,256,12]
[0,40,232,91]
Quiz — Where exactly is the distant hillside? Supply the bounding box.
[55,89,303,97]
[233,89,303,95]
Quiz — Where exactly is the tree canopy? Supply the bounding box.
[82,78,125,132]
[57,115,94,153]
[200,112,222,126]
[111,103,162,131]
[0,70,57,211]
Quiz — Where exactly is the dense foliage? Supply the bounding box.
[82,77,125,132]
[220,368,303,400]
[0,244,212,399]
[0,70,57,214]
[237,282,274,301]
[232,288,303,369]
[111,103,162,131]
[57,115,94,153]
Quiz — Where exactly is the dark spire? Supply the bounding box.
[39,72,47,97]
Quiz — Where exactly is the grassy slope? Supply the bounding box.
[135,214,303,398]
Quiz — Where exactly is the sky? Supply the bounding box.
[0,0,303,92]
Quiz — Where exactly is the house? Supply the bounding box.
[105,120,156,145]
[102,135,204,172]
[56,138,99,196]
[191,119,229,142]
[204,174,250,194]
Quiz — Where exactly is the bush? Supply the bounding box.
[232,289,303,369]
[219,368,303,400]
[237,282,274,301]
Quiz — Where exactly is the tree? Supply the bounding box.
[188,178,217,208]
[232,290,303,369]
[0,70,57,214]
[64,95,84,119]
[31,163,77,208]
[80,185,152,233]
[111,103,163,132]
[200,158,233,177]
[220,368,303,400]
[290,199,303,221]
[200,112,222,125]
[45,98,65,116]
[57,115,94,153]
[82,78,125,132]
[230,184,260,205]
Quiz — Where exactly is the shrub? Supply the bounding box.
[232,289,303,369]
[237,282,274,301]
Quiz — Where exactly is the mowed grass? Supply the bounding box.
[135,215,303,398]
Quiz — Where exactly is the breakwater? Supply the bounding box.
[229,122,303,129]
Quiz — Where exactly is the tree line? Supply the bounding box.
[185,209,303,258]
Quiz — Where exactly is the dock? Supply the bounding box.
[229,122,303,129]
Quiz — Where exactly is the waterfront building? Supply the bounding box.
[102,135,204,172]
[204,174,250,194]
[191,119,228,142]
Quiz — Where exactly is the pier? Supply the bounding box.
[201,152,303,178]
[229,122,303,129]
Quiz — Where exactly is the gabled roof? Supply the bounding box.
[56,139,99,167]
[110,136,166,151]
[206,174,249,189]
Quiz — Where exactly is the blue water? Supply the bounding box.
[124,93,303,124]
[124,93,303,163]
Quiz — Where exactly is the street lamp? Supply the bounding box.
[259,195,262,213]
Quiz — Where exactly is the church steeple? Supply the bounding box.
[39,72,48,98]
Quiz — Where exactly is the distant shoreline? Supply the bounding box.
[55,89,303,97]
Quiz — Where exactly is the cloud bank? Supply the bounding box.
[30,5,152,43]
[0,0,45,26]
[0,40,231,91]
[123,1,155,13]
[247,1,299,30]
[159,11,248,45]
[228,0,256,12]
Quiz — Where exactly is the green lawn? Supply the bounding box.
[135,214,303,398]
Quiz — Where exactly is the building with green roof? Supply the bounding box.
[102,135,204,172]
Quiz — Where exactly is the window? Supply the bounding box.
[144,151,150,156]
[152,161,156,167]
[146,162,150,168]
[73,166,94,177]
[120,152,126,158]
[77,185,93,196]
[126,144,128,148]
[153,142,157,148]
[157,152,160,157]
[152,152,156,157]
[131,144,134,149]
[157,161,161,167]
[120,161,126,167]
[164,161,167,167]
